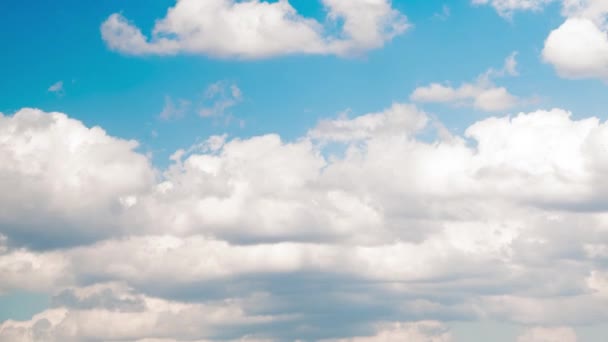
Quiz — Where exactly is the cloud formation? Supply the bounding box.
[411,53,521,111]
[474,0,608,80]
[2,104,608,339]
[472,0,555,17]
[101,0,409,59]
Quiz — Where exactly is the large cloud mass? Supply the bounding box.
[2,105,608,340]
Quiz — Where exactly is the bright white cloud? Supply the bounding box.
[411,53,521,112]
[0,108,155,248]
[543,17,608,79]
[3,106,608,339]
[101,0,409,59]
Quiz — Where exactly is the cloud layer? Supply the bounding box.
[2,103,608,340]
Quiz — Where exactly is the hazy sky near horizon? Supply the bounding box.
[2,0,608,341]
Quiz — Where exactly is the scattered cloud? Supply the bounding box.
[47,81,64,95]
[308,103,428,142]
[100,0,409,59]
[433,5,451,21]
[200,81,243,118]
[410,52,521,112]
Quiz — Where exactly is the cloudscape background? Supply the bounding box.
[1,0,608,341]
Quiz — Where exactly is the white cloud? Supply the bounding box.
[323,321,453,342]
[411,53,521,112]
[3,106,608,339]
[0,283,278,342]
[101,0,409,59]
[307,103,428,142]
[0,108,155,248]
[472,0,555,17]
[516,326,578,342]
[542,17,608,80]
[0,247,70,294]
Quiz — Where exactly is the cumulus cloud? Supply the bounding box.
[3,106,608,339]
[0,108,155,248]
[410,53,521,112]
[101,0,409,59]
[542,16,608,80]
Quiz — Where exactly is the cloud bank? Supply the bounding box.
[2,104,608,340]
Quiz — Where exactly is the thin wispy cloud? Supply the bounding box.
[48,80,64,95]
[159,96,191,121]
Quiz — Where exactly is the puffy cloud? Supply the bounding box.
[542,17,608,80]
[411,53,521,112]
[0,283,279,342]
[516,326,578,342]
[101,0,409,59]
[0,246,70,294]
[3,106,608,339]
[0,109,155,248]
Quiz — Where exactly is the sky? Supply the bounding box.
[1,0,608,341]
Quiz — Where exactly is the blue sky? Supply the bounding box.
[4,0,608,163]
[2,0,608,341]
